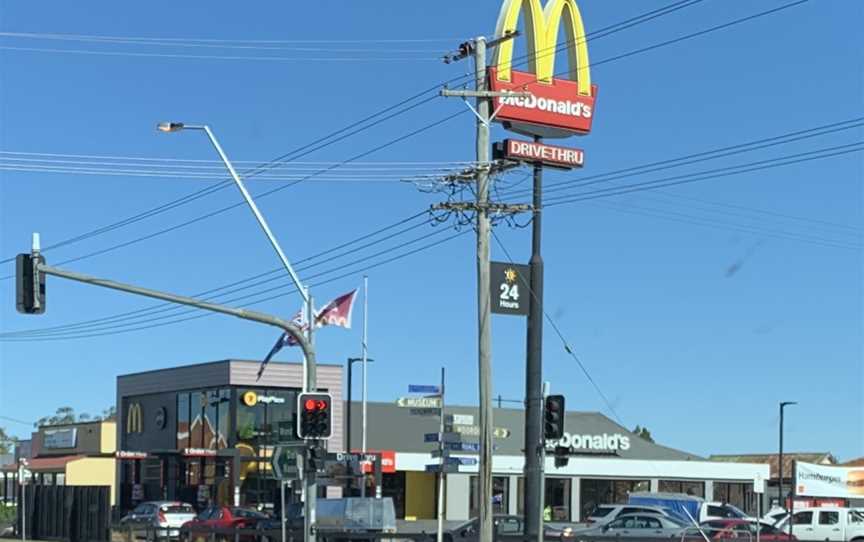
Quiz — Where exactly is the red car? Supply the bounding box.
[699,519,797,541]
[182,506,270,541]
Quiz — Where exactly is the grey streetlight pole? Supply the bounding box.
[778,401,797,515]
[157,121,317,542]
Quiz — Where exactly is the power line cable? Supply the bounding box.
[543,142,864,206]
[1,229,469,342]
[0,108,467,278]
[501,117,863,201]
[0,0,709,265]
[489,228,625,425]
[3,213,436,337]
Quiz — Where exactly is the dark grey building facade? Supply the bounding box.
[115,359,343,511]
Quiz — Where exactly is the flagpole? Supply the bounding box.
[361,275,369,456]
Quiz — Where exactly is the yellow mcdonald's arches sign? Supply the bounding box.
[489,0,597,137]
[126,403,143,434]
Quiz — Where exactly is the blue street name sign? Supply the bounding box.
[409,384,441,394]
[445,442,480,452]
[426,463,459,474]
[445,456,478,466]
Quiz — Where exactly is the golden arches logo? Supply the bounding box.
[493,0,592,95]
[126,403,143,434]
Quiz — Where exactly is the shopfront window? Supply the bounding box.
[713,481,756,515]
[176,388,231,450]
[177,392,190,449]
[580,479,651,520]
[659,480,705,497]
[236,388,297,446]
[470,476,510,517]
[382,472,406,519]
[545,478,571,521]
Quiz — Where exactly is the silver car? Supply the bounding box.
[587,505,693,526]
[575,513,688,539]
[119,501,197,540]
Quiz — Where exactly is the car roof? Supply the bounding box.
[615,512,673,519]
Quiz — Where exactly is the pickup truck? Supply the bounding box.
[775,507,864,542]
[628,492,750,524]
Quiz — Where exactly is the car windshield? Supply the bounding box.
[591,506,615,518]
[161,504,195,514]
[233,508,268,519]
[726,505,748,518]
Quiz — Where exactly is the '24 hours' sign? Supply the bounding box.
[490,261,530,316]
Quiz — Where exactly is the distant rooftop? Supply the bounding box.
[708,452,836,478]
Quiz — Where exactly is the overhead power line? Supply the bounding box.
[0,0,711,266]
[502,117,864,199]
[543,141,864,206]
[1,228,470,342]
[489,228,624,425]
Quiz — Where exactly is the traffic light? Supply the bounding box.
[16,253,45,314]
[553,445,570,468]
[544,394,565,440]
[297,392,332,439]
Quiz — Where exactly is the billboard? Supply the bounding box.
[795,461,864,498]
[489,0,598,137]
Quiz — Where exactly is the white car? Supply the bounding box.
[586,504,693,526]
[774,507,864,542]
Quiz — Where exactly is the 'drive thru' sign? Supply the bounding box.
[497,139,584,169]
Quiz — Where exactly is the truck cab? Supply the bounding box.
[775,507,864,542]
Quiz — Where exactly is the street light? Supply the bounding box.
[157,120,318,542]
[778,401,798,515]
[155,121,310,312]
[346,357,374,452]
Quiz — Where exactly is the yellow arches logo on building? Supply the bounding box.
[492,0,592,95]
[126,403,143,434]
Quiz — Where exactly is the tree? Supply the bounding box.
[35,406,116,427]
[0,426,17,454]
[101,406,117,421]
[632,425,655,443]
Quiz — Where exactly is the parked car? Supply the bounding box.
[774,507,864,542]
[446,514,575,542]
[629,492,751,523]
[573,513,688,539]
[586,504,693,526]
[119,501,197,540]
[689,519,797,541]
[181,506,270,541]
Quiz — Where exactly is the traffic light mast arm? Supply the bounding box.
[36,262,316,367]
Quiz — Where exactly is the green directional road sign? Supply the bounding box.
[271,445,300,480]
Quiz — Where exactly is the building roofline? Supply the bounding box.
[709,452,834,458]
[37,419,112,429]
[118,359,342,378]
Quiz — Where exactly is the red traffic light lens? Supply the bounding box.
[304,399,317,411]
[316,400,328,411]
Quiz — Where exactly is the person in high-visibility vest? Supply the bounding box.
[544,505,553,521]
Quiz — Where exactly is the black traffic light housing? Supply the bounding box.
[553,445,570,468]
[297,392,333,439]
[544,394,565,440]
[16,253,45,314]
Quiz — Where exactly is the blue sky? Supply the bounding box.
[0,1,861,461]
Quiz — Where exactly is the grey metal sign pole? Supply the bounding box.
[524,136,545,542]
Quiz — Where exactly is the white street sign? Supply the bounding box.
[396,396,442,409]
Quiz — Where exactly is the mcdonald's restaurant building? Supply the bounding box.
[353,402,770,523]
[115,359,344,512]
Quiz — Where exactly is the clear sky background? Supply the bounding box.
[0,1,861,461]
